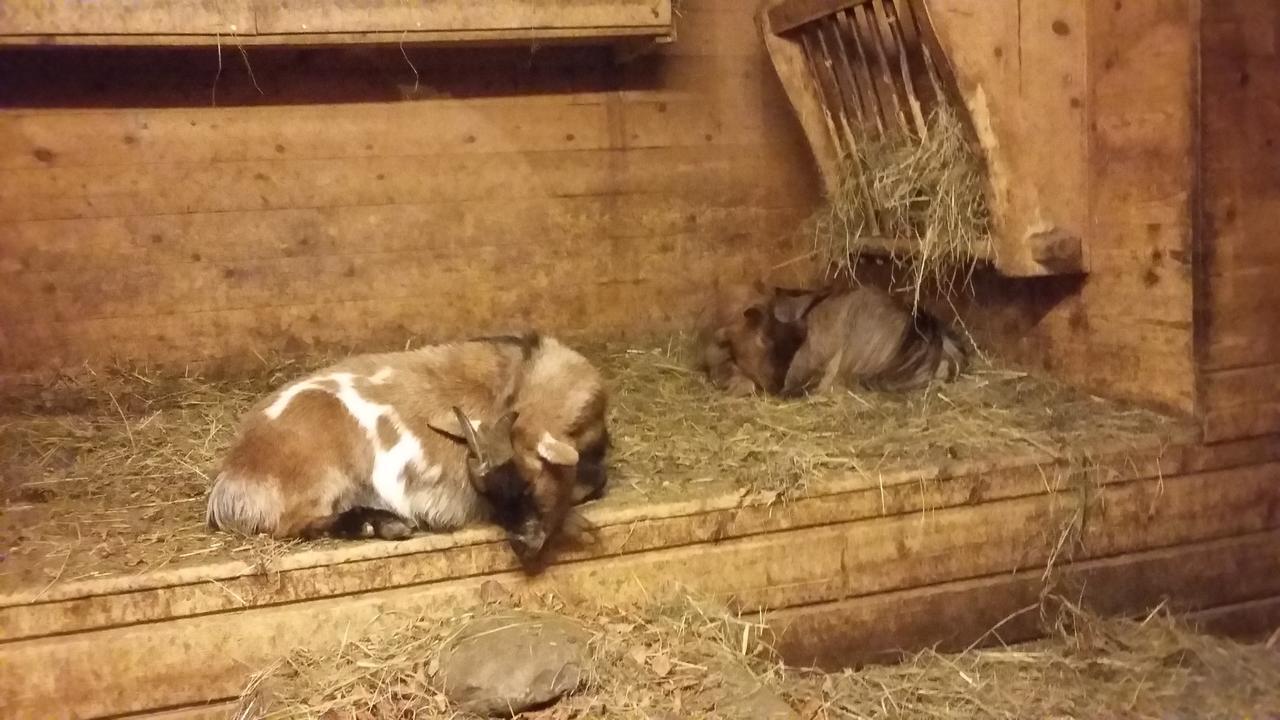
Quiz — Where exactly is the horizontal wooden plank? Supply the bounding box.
[0,211,804,324]
[1202,365,1280,414]
[1204,403,1280,444]
[1,443,1177,639]
[128,701,238,720]
[0,92,781,171]
[0,27,673,48]
[1,463,1275,718]
[1190,595,1280,642]
[0,0,671,38]
[0,0,253,35]
[0,198,806,275]
[0,144,814,223]
[1205,270,1280,371]
[771,529,1280,668]
[254,0,671,35]
[0,241,808,372]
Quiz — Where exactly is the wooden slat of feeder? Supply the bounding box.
[850,3,912,137]
[874,0,930,137]
[892,0,946,117]
[801,27,858,156]
[818,20,871,137]
[836,10,889,137]
[768,0,875,35]
[827,16,879,135]
[759,10,845,189]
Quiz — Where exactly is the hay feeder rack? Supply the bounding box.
[759,0,1088,277]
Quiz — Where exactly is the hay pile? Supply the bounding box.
[811,104,992,307]
[0,340,1176,591]
[235,593,1280,720]
[603,343,1175,501]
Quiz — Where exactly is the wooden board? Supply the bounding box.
[0,437,1189,637]
[772,528,1280,667]
[0,0,822,377]
[5,450,1274,712]
[1199,0,1280,441]
[927,0,1090,276]
[0,0,674,46]
[951,0,1199,415]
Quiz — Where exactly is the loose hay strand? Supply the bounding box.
[812,101,992,311]
[233,593,1280,720]
[1,340,1176,593]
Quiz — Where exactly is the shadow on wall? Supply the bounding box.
[0,43,678,109]
[840,260,1088,370]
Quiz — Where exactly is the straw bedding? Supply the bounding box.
[234,592,1280,720]
[1,339,1176,593]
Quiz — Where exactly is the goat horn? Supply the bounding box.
[452,406,487,465]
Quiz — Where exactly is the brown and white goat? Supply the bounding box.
[206,333,608,563]
[696,282,965,396]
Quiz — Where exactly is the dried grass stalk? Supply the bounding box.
[234,593,1280,720]
[1,341,1176,593]
[811,102,993,310]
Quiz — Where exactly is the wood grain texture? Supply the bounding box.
[0,0,674,44]
[1199,0,1280,440]
[772,528,1280,668]
[2,459,1277,718]
[2,438,1189,638]
[0,0,821,376]
[949,0,1198,415]
[927,0,1089,277]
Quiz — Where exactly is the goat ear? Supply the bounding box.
[771,292,819,324]
[535,432,580,466]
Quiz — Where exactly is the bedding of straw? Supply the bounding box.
[235,592,1280,720]
[0,339,1176,593]
[811,103,992,309]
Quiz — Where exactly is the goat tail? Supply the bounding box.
[206,471,283,536]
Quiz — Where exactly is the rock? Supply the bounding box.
[439,612,591,717]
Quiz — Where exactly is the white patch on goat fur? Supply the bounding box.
[264,370,431,521]
[369,367,393,384]
[327,377,426,519]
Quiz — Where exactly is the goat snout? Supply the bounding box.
[507,519,549,563]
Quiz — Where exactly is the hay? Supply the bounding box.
[811,103,992,309]
[234,593,1280,720]
[603,341,1174,501]
[0,339,1176,592]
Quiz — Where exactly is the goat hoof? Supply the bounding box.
[373,517,414,540]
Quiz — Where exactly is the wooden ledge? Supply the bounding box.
[0,0,676,48]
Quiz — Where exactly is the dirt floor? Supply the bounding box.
[236,593,1280,720]
[0,338,1179,595]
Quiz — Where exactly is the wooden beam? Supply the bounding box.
[0,27,674,47]
[0,0,674,46]
[770,529,1280,668]
[1,462,1275,717]
[767,0,871,35]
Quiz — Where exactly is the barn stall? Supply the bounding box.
[0,1,1278,718]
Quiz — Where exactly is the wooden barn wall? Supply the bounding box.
[952,0,1199,415]
[1199,0,1280,442]
[0,1,820,377]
